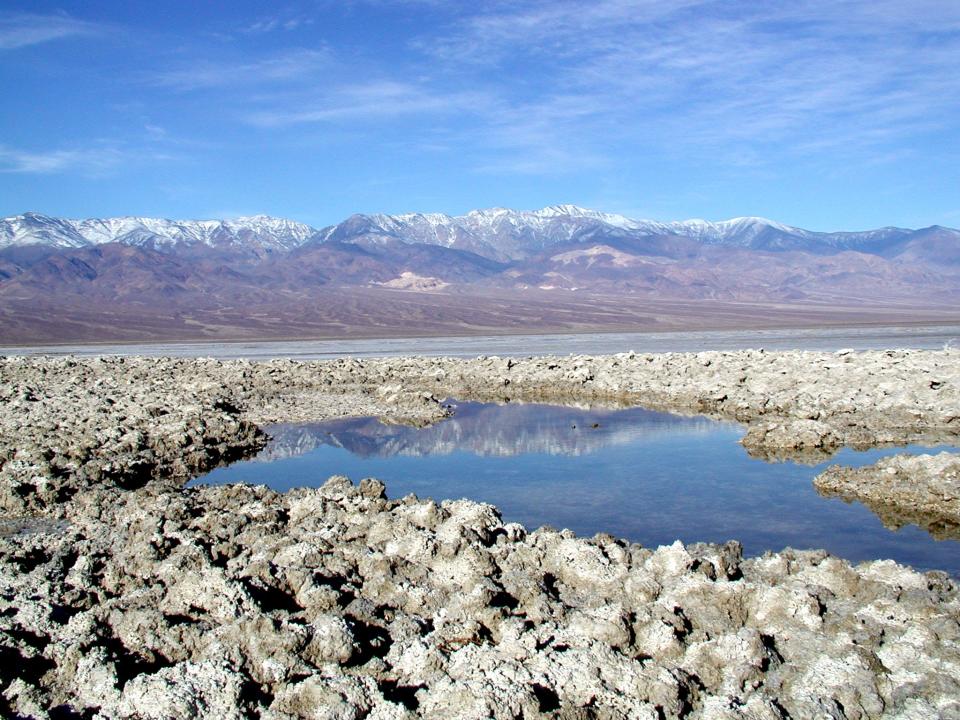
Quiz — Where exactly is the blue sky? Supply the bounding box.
[1,1,958,230]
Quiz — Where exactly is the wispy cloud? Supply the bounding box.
[0,11,100,50]
[422,0,702,64]
[416,0,960,168]
[0,142,173,176]
[241,13,314,35]
[12,1,955,187]
[153,48,330,90]
[144,124,168,141]
[0,146,119,174]
[466,93,611,174]
[246,81,490,126]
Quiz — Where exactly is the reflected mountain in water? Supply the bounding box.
[198,400,960,574]
[257,401,727,461]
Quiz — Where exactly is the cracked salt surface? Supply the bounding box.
[195,401,960,576]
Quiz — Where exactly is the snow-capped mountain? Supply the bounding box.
[314,205,921,260]
[0,205,935,259]
[0,213,90,249]
[0,212,315,252]
[1,204,957,344]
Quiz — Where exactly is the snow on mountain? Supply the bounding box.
[0,213,316,251]
[0,206,942,260]
[312,205,647,260]
[220,215,316,251]
[312,206,919,260]
[0,213,89,249]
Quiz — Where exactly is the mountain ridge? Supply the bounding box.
[0,212,316,253]
[1,206,947,261]
[1,205,958,344]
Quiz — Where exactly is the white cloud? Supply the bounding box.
[416,0,960,166]
[0,143,174,176]
[246,81,492,126]
[242,14,314,34]
[0,146,118,174]
[122,0,960,178]
[0,12,100,50]
[153,48,330,90]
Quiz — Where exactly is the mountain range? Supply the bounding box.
[4,205,957,259]
[1,205,958,344]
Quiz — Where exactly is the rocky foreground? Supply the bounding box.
[1,350,959,718]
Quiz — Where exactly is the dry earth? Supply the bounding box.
[1,350,959,719]
[3,286,959,345]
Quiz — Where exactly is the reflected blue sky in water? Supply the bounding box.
[196,401,960,575]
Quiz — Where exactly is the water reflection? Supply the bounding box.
[255,403,723,461]
[196,401,960,576]
[815,484,960,542]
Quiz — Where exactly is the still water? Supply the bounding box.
[195,401,960,576]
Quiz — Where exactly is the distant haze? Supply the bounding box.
[1,205,957,344]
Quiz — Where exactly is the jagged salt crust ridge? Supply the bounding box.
[3,349,960,517]
[1,351,959,718]
[3,349,960,516]
[4,478,960,719]
[815,452,960,539]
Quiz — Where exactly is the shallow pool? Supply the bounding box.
[194,401,960,576]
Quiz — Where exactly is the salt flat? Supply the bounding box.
[3,323,959,360]
[2,350,959,717]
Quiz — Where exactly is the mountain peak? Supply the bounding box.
[0,213,318,251]
[232,214,279,222]
[465,207,512,218]
[721,216,798,232]
[534,204,593,217]
[2,208,954,260]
